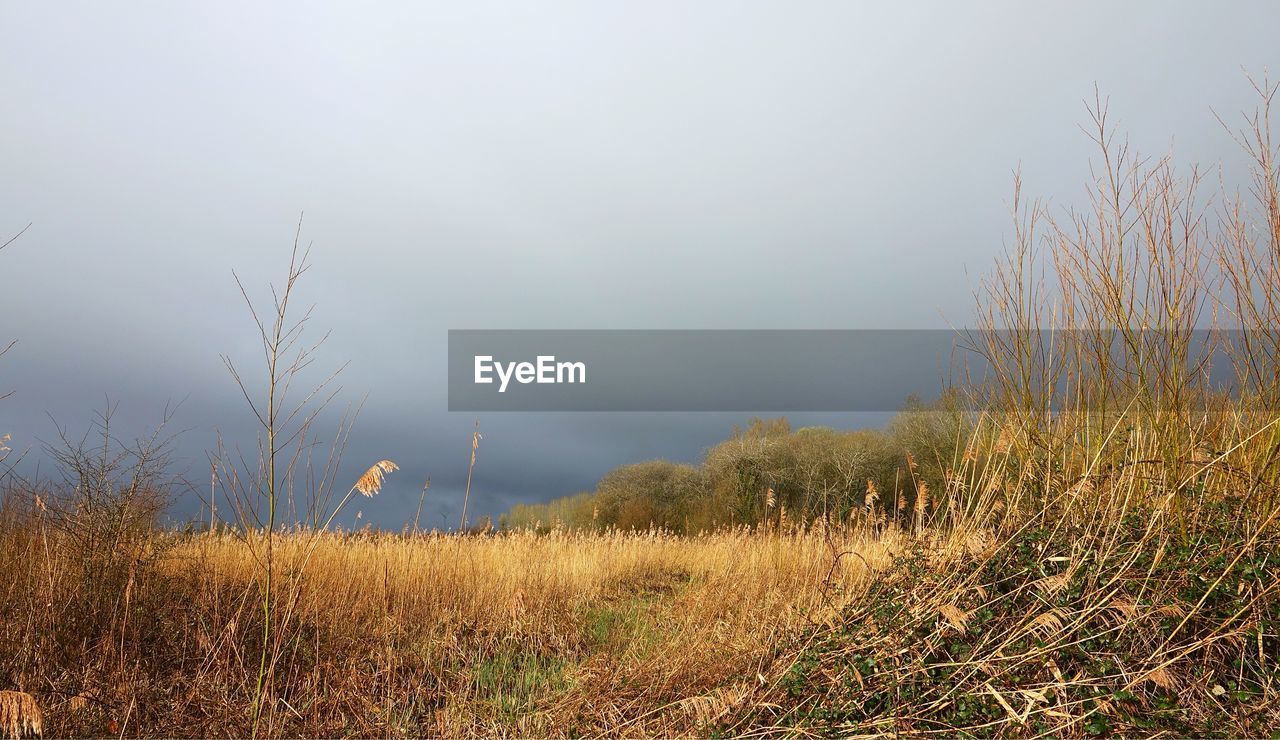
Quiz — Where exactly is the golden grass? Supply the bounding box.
[180,524,901,649]
[4,419,1276,736]
[46,523,906,736]
[0,691,41,740]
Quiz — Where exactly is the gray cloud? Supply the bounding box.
[2,1,1277,528]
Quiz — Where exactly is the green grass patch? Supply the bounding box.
[468,648,571,720]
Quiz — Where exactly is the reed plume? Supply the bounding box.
[354,460,399,497]
[459,422,481,531]
[322,460,400,531]
[0,691,41,739]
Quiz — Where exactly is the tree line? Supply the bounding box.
[500,395,967,533]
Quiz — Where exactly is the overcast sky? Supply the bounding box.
[2,2,1277,529]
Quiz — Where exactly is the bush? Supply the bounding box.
[596,460,703,531]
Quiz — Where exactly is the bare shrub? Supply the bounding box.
[40,402,180,627]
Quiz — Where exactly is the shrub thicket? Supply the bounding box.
[500,411,962,533]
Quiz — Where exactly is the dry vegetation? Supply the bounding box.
[0,520,909,736]
[1,81,1280,737]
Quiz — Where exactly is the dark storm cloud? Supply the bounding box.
[1,1,1277,528]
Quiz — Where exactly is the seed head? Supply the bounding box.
[354,460,399,497]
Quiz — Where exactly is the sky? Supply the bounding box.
[1,1,1278,529]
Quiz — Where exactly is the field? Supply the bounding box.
[3,445,1278,737]
[2,522,912,736]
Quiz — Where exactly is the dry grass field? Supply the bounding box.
[179,526,905,736]
[1,520,916,736]
[3,424,1278,737]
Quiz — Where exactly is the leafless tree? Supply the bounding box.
[213,218,355,736]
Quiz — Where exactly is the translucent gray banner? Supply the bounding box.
[448,330,977,411]
[447,329,1267,412]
